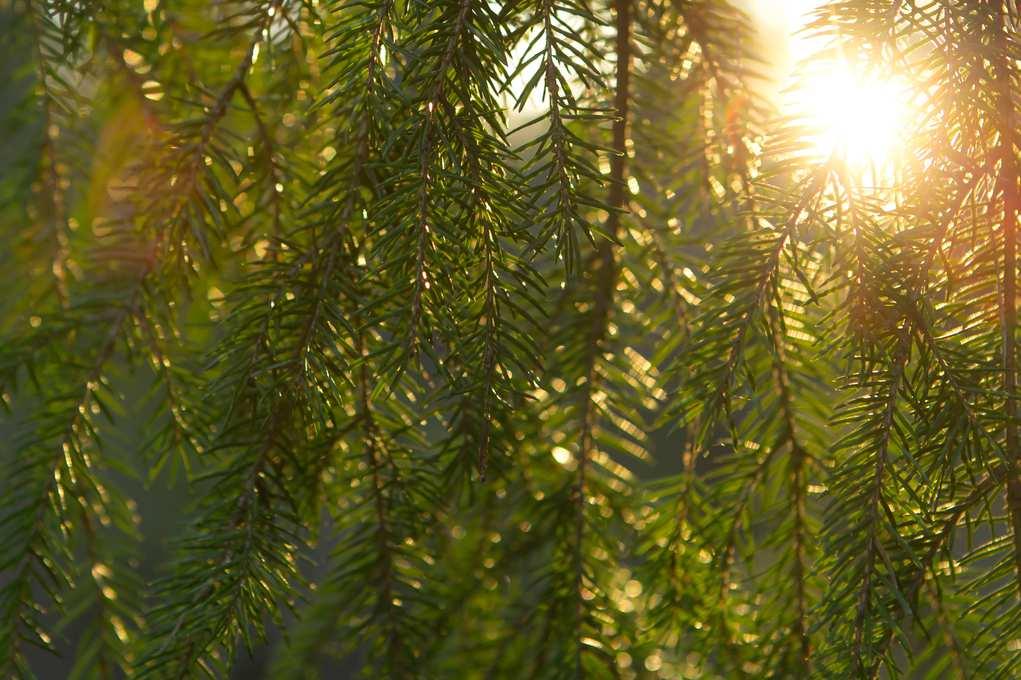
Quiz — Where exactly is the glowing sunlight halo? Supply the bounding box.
[746,0,913,169]
[791,64,910,167]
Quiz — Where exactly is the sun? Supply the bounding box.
[790,62,911,168]
[747,0,916,169]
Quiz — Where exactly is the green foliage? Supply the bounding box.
[3,0,1021,678]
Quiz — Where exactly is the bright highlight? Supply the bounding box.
[791,63,910,167]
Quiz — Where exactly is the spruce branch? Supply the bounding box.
[26,0,71,307]
[511,0,612,275]
[766,300,813,672]
[851,328,911,676]
[0,292,139,675]
[989,0,1021,592]
[9,1,1021,678]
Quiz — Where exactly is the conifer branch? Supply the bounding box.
[356,333,409,671]
[25,0,76,307]
[990,0,1021,592]
[766,302,813,672]
[851,328,911,676]
[405,0,474,362]
[571,1,630,674]
[9,1,1021,677]
[0,292,138,674]
[512,0,610,273]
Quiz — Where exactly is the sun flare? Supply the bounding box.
[791,63,911,168]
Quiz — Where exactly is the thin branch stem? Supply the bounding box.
[990,0,1021,592]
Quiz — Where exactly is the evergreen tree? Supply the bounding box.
[1,0,1020,678]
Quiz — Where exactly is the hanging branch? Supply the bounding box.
[1,4,278,673]
[851,329,911,675]
[0,297,138,676]
[766,301,813,673]
[573,1,631,675]
[991,0,1021,590]
[509,0,613,275]
[26,0,70,306]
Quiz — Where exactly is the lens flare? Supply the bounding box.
[791,63,911,167]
